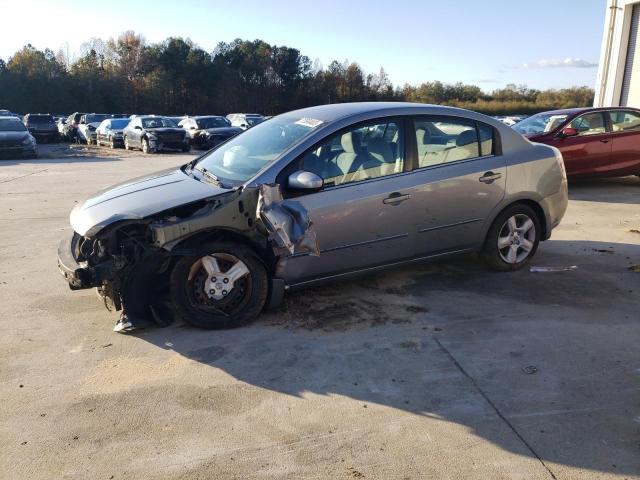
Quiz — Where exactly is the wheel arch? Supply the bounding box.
[167,227,275,275]
[483,198,548,247]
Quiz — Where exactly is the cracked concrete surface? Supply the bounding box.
[1,145,639,479]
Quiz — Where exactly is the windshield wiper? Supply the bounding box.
[195,166,231,189]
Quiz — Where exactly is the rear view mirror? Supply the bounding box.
[561,127,578,137]
[288,170,323,191]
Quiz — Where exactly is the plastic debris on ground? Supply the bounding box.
[522,365,538,374]
[530,265,578,273]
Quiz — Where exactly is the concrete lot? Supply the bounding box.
[1,144,639,479]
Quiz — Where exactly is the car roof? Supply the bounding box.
[280,102,491,123]
[191,115,225,119]
[0,115,21,120]
[532,106,640,116]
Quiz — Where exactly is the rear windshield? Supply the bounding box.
[27,115,53,123]
[0,118,27,132]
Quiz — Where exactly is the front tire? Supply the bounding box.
[124,136,131,150]
[142,137,151,154]
[109,136,116,149]
[169,242,269,329]
[482,204,541,271]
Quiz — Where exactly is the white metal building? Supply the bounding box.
[594,0,640,107]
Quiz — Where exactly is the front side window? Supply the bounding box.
[568,113,606,136]
[608,110,640,132]
[414,118,482,168]
[301,120,404,188]
[193,115,325,184]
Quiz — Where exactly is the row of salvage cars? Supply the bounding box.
[64,113,265,153]
[59,102,579,332]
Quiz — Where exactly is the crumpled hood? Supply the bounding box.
[0,131,30,142]
[70,168,228,236]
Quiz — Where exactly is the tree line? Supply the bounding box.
[0,32,595,116]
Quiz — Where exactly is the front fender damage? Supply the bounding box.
[60,183,318,330]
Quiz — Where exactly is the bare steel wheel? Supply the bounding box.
[483,203,541,271]
[169,242,269,329]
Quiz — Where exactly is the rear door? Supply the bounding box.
[408,116,506,256]
[606,110,640,176]
[553,112,612,177]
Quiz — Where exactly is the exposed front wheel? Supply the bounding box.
[109,137,116,149]
[483,204,541,271]
[124,137,131,150]
[169,242,269,329]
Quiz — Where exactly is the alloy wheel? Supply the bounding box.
[497,214,536,264]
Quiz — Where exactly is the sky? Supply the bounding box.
[0,0,606,91]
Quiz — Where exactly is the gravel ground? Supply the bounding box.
[1,144,639,479]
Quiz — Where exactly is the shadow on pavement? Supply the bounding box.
[569,175,640,204]
[133,239,640,476]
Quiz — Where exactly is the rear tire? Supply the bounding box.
[169,242,269,329]
[482,203,541,271]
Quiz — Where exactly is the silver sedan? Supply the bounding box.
[58,102,568,331]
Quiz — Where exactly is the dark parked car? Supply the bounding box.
[513,107,640,179]
[96,118,131,148]
[58,103,568,332]
[23,114,58,142]
[0,116,37,158]
[62,112,86,141]
[178,116,242,149]
[123,116,190,153]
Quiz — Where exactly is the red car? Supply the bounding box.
[513,107,640,180]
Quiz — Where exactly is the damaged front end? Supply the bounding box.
[57,181,318,326]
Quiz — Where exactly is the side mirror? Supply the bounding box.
[190,126,196,130]
[80,120,86,125]
[560,127,578,137]
[288,170,323,191]
[134,125,142,130]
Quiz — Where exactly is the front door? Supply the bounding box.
[550,112,612,177]
[279,119,415,284]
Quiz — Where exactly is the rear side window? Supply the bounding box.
[27,115,53,123]
[608,110,640,132]
[478,123,494,156]
[413,118,481,168]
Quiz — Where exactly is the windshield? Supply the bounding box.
[194,116,324,183]
[27,115,53,123]
[86,114,110,124]
[142,117,177,128]
[110,119,130,129]
[196,117,230,129]
[0,119,27,132]
[246,117,264,126]
[513,113,569,136]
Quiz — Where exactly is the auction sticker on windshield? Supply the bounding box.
[295,118,324,128]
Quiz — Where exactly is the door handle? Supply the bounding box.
[599,139,610,143]
[383,192,411,205]
[479,171,502,184]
